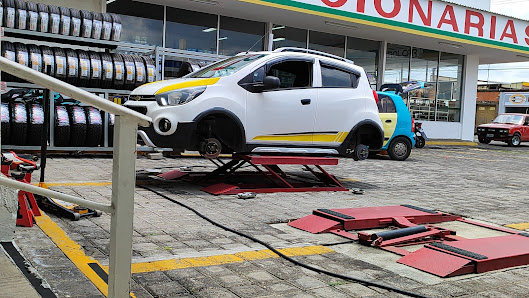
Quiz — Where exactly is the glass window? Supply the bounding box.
[384,44,410,84]
[408,49,439,121]
[266,60,312,88]
[188,54,266,78]
[107,0,163,46]
[437,52,464,122]
[271,25,307,50]
[377,95,396,113]
[165,8,217,54]
[321,66,356,88]
[309,31,345,57]
[219,16,265,56]
[346,37,379,88]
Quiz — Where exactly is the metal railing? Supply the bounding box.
[0,56,152,298]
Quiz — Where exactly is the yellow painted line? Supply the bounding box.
[506,222,529,230]
[427,141,477,146]
[155,78,220,94]
[445,155,498,162]
[33,182,113,187]
[106,245,335,274]
[35,213,135,297]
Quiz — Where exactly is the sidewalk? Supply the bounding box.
[0,243,40,298]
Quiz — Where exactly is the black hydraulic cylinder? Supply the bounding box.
[39,87,50,183]
[372,226,428,241]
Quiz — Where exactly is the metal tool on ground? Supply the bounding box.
[289,205,529,277]
[158,154,348,195]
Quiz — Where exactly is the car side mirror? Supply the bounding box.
[263,76,280,90]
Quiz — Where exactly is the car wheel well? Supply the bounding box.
[195,113,245,152]
[349,123,383,150]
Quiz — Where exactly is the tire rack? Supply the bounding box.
[0,27,167,152]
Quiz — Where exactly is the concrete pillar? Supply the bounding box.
[0,185,19,242]
[460,55,479,141]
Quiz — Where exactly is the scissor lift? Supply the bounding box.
[289,205,529,277]
[159,154,348,195]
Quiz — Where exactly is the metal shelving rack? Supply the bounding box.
[1,27,165,153]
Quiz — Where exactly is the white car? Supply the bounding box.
[125,48,383,159]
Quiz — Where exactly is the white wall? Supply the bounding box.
[460,55,479,141]
[40,0,105,12]
[441,0,490,11]
[421,121,462,139]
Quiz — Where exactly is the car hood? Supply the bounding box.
[130,77,221,96]
[478,123,516,129]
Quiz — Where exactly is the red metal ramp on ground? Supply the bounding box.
[398,233,529,277]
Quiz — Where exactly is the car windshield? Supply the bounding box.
[186,54,267,78]
[492,114,524,125]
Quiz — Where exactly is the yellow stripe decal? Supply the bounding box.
[506,222,529,230]
[240,0,529,55]
[253,132,348,143]
[103,245,334,274]
[155,78,220,95]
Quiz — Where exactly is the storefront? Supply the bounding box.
[499,92,529,115]
[106,0,529,140]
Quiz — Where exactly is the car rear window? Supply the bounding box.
[377,95,396,113]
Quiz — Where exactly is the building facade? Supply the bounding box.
[103,0,529,140]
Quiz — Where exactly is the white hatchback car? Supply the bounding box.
[125,48,383,159]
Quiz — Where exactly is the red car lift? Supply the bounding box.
[289,205,529,277]
[159,154,348,195]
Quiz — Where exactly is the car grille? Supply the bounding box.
[128,95,156,101]
[127,106,147,115]
[477,127,508,137]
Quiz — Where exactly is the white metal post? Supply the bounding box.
[108,115,138,298]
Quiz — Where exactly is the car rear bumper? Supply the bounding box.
[477,132,511,141]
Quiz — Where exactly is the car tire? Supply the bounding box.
[14,42,29,82]
[76,50,91,87]
[84,106,102,147]
[65,48,79,85]
[26,103,44,146]
[478,137,491,144]
[508,134,521,147]
[352,144,369,161]
[388,136,412,161]
[2,41,16,82]
[10,102,28,145]
[68,105,87,147]
[54,105,70,147]
[415,136,426,148]
[1,102,11,145]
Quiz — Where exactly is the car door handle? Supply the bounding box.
[385,119,392,123]
[301,99,311,105]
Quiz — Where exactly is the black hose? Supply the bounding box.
[138,185,427,298]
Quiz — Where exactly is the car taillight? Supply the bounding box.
[411,117,414,133]
[372,89,379,104]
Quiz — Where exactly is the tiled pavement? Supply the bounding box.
[10,142,529,297]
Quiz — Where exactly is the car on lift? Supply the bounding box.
[125,48,384,159]
[476,113,529,146]
[370,82,417,161]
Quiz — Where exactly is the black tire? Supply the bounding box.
[508,134,521,147]
[58,6,70,35]
[388,136,412,161]
[122,54,136,90]
[101,13,112,40]
[2,41,16,82]
[14,42,29,82]
[107,113,115,147]
[27,44,42,73]
[142,56,156,83]
[26,103,44,146]
[52,47,67,82]
[40,45,55,76]
[478,137,491,144]
[84,106,102,147]
[48,5,60,34]
[76,50,90,87]
[415,136,426,148]
[68,105,87,147]
[26,1,38,31]
[65,49,78,85]
[36,3,49,32]
[14,0,27,30]
[111,53,125,89]
[110,13,121,41]
[4,0,16,28]
[100,52,114,89]
[69,8,81,37]
[54,105,70,147]
[133,55,146,87]
[352,144,369,161]
[91,12,102,39]
[88,51,102,88]
[10,102,28,145]
[1,102,11,145]
[80,10,92,38]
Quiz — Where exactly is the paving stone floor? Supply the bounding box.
[11,143,529,297]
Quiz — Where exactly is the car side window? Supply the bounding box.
[525,116,529,126]
[377,95,396,113]
[252,66,265,83]
[266,60,312,89]
[321,65,359,88]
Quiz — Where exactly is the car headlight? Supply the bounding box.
[155,86,206,106]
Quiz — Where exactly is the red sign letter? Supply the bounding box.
[437,5,459,32]
[501,20,518,44]
[321,0,347,8]
[374,0,401,18]
[490,16,497,39]
[525,25,529,45]
[357,0,366,13]
[409,0,432,26]
[464,10,484,37]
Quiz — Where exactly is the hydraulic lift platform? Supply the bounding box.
[289,205,529,277]
[159,154,348,195]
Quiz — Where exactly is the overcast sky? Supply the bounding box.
[480,0,529,84]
